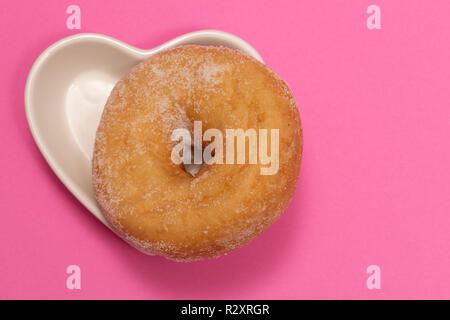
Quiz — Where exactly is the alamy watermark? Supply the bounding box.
[171,121,279,175]
[66,265,81,290]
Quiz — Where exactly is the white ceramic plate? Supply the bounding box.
[25,30,263,237]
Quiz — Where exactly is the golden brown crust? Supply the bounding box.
[93,45,303,261]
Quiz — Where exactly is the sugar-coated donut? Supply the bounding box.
[93,45,303,261]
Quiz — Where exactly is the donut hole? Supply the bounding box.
[182,143,204,177]
[183,162,203,176]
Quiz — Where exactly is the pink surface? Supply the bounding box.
[1,0,450,299]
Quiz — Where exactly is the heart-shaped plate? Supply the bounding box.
[24,30,264,251]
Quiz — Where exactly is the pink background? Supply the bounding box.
[1,0,450,299]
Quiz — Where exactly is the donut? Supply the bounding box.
[92,45,303,261]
